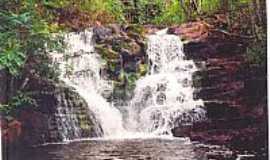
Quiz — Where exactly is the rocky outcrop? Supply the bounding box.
[169,21,267,158]
[1,76,103,147]
[93,24,147,101]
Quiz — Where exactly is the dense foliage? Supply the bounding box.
[0,0,63,76]
[41,0,125,25]
[0,0,64,116]
[121,0,256,25]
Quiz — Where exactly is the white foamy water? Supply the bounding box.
[126,32,205,135]
[53,29,205,140]
[52,29,126,138]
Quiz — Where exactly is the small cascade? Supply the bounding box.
[52,29,126,138]
[126,32,205,135]
[53,92,82,140]
[52,28,205,140]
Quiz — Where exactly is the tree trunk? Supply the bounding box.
[221,0,229,11]
[0,70,8,104]
[179,0,190,19]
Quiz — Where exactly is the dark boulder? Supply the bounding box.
[93,26,113,43]
[1,77,103,146]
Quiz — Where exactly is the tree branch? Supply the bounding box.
[211,28,255,39]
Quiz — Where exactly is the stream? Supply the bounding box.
[8,138,235,160]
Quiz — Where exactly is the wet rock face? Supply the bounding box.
[3,77,103,146]
[170,22,267,157]
[33,79,102,144]
[186,40,267,123]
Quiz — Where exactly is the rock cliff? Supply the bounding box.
[169,21,267,157]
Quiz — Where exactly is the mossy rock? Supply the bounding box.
[137,63,148,76]
[125,24,146,36]
[128,41,142,55]
[112,40,130,52]
[95,44,119,60]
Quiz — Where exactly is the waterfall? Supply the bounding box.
[52,29,126,138]
[126,32,205,135]
[52,29,205,140]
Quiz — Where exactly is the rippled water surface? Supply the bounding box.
[9,138,226,160]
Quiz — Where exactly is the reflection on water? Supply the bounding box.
[8,138,234,160]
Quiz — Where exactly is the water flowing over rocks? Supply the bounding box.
[52,29,126,137]
[20,79,103,144]
[92,25,206,136]
[1,21,267,159]
[1,76,103,147]
[125,32,206,134]
[1,30,109,146]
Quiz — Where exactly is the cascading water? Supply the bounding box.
[52,29,126,138]
[126,32,205,135]
[53,28,205,140]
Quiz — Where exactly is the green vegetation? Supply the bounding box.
[78,0,125,23]
[154,0,185,25]
[0,0,64,115]
[247,29,267,67]
[41,0,125,24]
[0,0,63,76]
[0,91,36,116]
[122,0,254,25]
[223,0,266,67]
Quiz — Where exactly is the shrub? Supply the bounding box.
[0,0,63,76]
[0,91,36,116]
[154,0,185,25]
[75,0,125,24]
